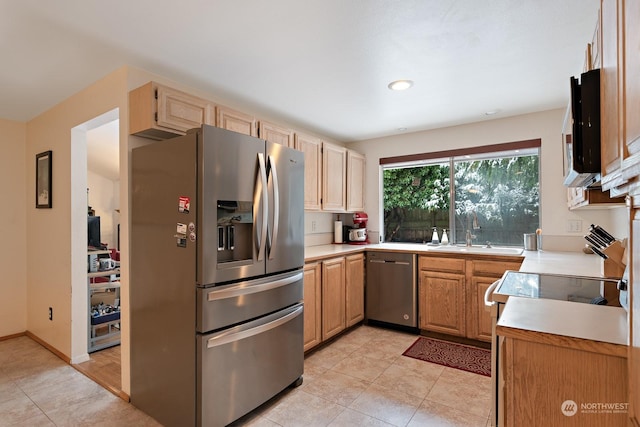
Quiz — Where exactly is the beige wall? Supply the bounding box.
[0,119,27,337]
[25,67,128,362]
[349,109,625,250]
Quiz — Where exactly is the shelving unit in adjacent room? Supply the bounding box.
[87,251,121,353]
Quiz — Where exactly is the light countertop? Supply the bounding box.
[518,249,603,278]
[304,243,603,278]
[496,296,627,353]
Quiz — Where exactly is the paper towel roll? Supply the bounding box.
[334,221,343,243]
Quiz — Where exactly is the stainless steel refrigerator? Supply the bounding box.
[130,125,305,427]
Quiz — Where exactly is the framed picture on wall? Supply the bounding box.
[36,150,52,209]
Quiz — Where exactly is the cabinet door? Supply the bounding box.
[157,84,214,133]
[345,254,365,327]
[322,142,347,212]
[216,105,257,136]
[630,208,640,425]
[625,0,640,157]
[468,276,497,342]
[600,0,625,189]
[130,82,214,140]
[295,133,322,210]
[303,262,322,352]
[419,270,465,336]
[259,121,294,148]
[346,150,366,212]
[321,257,346,340]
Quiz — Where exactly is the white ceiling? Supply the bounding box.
[1,0,599,142]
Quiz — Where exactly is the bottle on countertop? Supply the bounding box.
[441,229,448,245]
[431,227,439,245]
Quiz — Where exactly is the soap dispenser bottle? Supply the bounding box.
[441,228,449,245]
[431,227,440,245]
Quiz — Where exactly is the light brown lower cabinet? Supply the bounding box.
[303,262,322,352]
[303,253,365,352]
[345,254,365,327]
[467,259,523,342]
[500,335,628,427]
[321,257,346,341]
[419,270,466,336]
[419,255,522,342]
[468,276,495,341]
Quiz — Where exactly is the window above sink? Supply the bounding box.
[381,139,541,247]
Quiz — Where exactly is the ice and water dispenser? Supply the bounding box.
[216,200,253,263]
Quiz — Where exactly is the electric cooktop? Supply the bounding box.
[493,271,621,306]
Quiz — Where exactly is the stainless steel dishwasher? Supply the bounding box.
[366,252,417,328]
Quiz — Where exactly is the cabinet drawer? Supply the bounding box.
[419,256,465,273]
[470,259,522,277]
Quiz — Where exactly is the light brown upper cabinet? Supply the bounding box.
[129,81,215,140]
[346,150,365,212]
[322,142,347,212]
[600,0,626,190]
[295,133,322,210]
[216,105,257,137]
[623,0,640,161]
[259,121,295,148]
[600,0,640,195]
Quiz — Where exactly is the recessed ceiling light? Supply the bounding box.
[388,80,414,91]
[398,127,407,132]
[484,109,500,116]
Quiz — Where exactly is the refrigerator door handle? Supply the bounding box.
[206,271,303,301]
[256,153,268,261]
[267,155,280,260]
[206,304,303,348]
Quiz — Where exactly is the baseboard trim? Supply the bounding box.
[25,331,71,363]
[72,362,130,402]
[0,331,27,341]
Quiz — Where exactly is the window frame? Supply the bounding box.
[379,139,542,245]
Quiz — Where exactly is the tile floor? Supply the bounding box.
[0,326,491,426]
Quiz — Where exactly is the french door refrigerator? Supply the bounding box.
[130,125,305,427]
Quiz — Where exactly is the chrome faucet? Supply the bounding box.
[465,229,476,247]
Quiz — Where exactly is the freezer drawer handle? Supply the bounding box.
[207,272,303,301]
[206,305,303,348]
[484,279,500,307]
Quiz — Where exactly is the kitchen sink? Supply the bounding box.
[429,245,524,256]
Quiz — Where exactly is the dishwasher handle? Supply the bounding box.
[369,259,411,266]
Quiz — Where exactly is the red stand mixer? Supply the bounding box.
[348,212,369,245]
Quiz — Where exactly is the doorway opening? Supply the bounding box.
[70,108,122,395]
